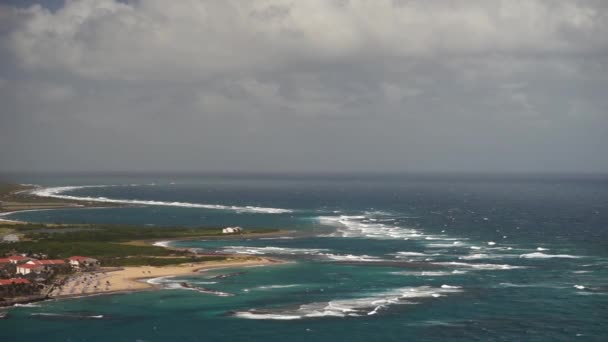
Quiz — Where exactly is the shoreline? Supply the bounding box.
[0,184,121,222]
[44,257,284,302]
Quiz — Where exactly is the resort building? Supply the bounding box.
[7,255,30,264]
[222,226,243,234]
[16,264,45,275]
[26,259,66,266]
[68,256,100,270]
[0,278,31,286]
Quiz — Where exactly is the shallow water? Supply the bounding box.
[3,174,608,341]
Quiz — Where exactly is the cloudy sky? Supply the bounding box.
[1,0,607,174]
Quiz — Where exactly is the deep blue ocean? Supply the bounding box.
[1,174,607,341]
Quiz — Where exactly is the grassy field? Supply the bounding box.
[0,222,280,265]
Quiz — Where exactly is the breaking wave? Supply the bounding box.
[30,186,293,214]
[391,271,464,277]
[220,246,330,255]
[318,214,462,243]
[433,262,527,270]
[233,286,462,320]
[519,252,582,259]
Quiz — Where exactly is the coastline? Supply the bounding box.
[47,257,283,301]
[1,182,294,307]
[0,183,120,221]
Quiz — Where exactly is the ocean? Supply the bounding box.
[2,174,607,341]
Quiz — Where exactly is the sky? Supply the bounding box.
[1,0,607,174]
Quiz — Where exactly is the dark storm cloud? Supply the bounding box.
[1,0,607,173]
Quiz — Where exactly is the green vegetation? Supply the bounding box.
[99,256,229,267]
[0,222,280,266]
[0,240,177,259]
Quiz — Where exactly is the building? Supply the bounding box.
[7,255,30,264]
[26,259,66,266]
[222,226,243,234]
[68,256,99,270]
[16,264,45,275]
[0,278,31,286]
[0,258,11,265]
[1,234,19,243]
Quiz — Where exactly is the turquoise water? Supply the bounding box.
[2,174,607,341]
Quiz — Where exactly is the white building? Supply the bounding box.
[222,226,243,234]
[17,264,44,275]
[68,256,100,270]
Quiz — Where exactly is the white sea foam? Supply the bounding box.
[440,285,462,289]
[394,252,430,257]
[255,284,301,290]
[30,186,293,214]
[318,214,458,242]
[458,253,518,260]
[221,246,329,256]
[321,254,383,262]
[574,285,586,290]
[519,252,582,259]
[146,276,176,286]
[13,303,41,307]
[31,313,103,319]
[153,241,172,248]
[434,262,527,270]
[233,286,462,320]
[427,241,465,248]
[391,271,457,277]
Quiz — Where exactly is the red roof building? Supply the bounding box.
[68,256,92,262]
[16,263,45,275]
[0,278,31,286]
[0,258,11,264]
[27,260,66,266]
[7,255,30,264]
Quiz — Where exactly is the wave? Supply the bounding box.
[318,215,461,243]
[391,271,464,277]
[393,252,432,257]
[220,246,329,255]
[434,262,527,270]
[30,186,293,214]
[233,286,462,320]
[30,313,103,319]
[255,284,301,290]
[153,240,172,248]
[321,253,384,262]
[519,252,582,259]
[13,303,41,307]
[458,253,518,260]
[426,241,466,248]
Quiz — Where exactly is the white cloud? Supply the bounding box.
[1,1,607,173]
[8,0,607,81]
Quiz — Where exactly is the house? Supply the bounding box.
[7,255,30,264]
[0,278,31,286]
[222,226,243,234]
[26,259,66,266]
[0,258,11,265]
[26,259,66,272]
[17,264,45,275]
[68,256,99,270]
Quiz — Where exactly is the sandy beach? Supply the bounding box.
[50,257,279,298]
